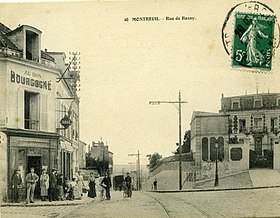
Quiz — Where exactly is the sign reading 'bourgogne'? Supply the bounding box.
[10,71,52,91]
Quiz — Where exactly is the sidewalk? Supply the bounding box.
[0,195,94,207]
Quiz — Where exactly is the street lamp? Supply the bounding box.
[149,91,187,190]
[128,151,141,190]
[214,141,219,187]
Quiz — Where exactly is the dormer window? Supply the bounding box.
[277,98,280,107]
[232,101,239,110]
[254,99,262,108]
[26,30,39,62]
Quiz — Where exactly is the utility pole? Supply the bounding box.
[149,91,187,190]
[128,150,141,190]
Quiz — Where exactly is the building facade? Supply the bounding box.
[0,23,81,202]
[89,141,113,175]
[191,93,280,181]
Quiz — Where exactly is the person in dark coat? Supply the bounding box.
[153,179,158,191]
[87,173,96,198]
[124,172,132,197]
[48,168,57,202]
[11,169,22,203]
[101,173,112,200]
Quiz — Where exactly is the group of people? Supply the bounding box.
[11,167,116,203]
[11,167,86,204]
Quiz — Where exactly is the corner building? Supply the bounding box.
[0,23,80,202]
[191,93,280,181]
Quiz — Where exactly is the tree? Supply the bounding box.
[146,152,162,171]
[174,130,191,154]
[86,154,109,175]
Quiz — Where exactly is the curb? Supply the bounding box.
[149,185,280,193]
[0,198,95,207]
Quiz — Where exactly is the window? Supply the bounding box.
[239,119,246,133]
[210,137,217,161]
[271,118,277,132]
[26,30,39,61]
[254,99,262,108]
[24,91,39,130]
[232,102,239,110]
[254,118,262,128]
[202,137,208,161]
[217,137,224,161]
[210,137,224,161]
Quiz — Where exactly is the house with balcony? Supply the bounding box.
[191,92,280,181]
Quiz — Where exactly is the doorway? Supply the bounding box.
[27,156,42,198]
[249,136,273,169]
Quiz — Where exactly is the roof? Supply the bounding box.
[41,50,55,61]
[0,22,11,34]
[222,92,280,99]
[191,111,228,124]
[6,24,42,36]
[0,31,20,51]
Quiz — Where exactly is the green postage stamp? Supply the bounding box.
[232,13,275,70]
[222,1,279,73]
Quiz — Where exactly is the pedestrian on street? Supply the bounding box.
[11,169,22,203]
[48,168,57,202]
[97,175,105,201]
[153,179,157,191]
[40,169,49,201]
[26,167,39,204]
[101,173,112,200]
[76,171,84,198]
[124,172,132,197]
[56,173,64,200]
[88,173,96,198]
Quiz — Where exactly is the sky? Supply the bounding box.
[1,0,280,165]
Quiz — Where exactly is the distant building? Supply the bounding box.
[191,93,280,181]
[89,141,113,175]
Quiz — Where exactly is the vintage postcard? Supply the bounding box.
[0,0,280,218]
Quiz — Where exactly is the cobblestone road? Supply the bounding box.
[2,188,280,218]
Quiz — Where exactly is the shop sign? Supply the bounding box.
[10,70,52,91]
[60,115,72,129]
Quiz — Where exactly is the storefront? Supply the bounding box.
[3,129,59,201]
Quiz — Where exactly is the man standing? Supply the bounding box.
[48,168,57,202]
[26,167,39,204]
[153,179,157,191]
[124,172,132,197]
[11,169,22,203]
[101,173,112,200]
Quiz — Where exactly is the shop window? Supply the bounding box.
[230,148,242,161]
[24,91,39,130]
[239,119,246,133]
[202,137,208,161]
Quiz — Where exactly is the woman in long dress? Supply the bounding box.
[87,173,96,198]
[40,169,49,201]
[76,171,84,197]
